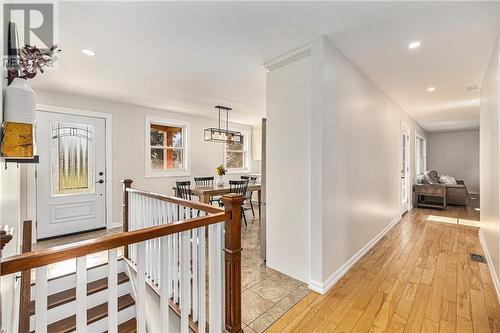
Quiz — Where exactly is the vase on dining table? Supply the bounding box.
[216,175,224,186]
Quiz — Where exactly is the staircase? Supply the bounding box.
[28,260,137,333]
[1,183,244,333]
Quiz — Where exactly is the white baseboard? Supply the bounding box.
[308,215,402,294]
[478,229,500,302]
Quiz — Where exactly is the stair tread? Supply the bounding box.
[30,294,135,333]
[104,318,137,333]
[30,258,124,285]
[30,272,129,315]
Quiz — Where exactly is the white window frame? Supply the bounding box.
[145,116,191,178]
[415,132,427,176]
[224,129,251,174]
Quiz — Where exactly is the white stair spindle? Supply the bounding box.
[167,201,172,224]
[160,235,172,333]
[108,248,118,333]
[35,266,48,333]
[76,256,87,332]
[173,205,179,303]
[192,227,198,321]
[130,193,135,262]
[180,230,190,333]
[137,241,146,333]
[208,223,223,332]
[198,226,206,332]
[154,199,160,283]
[169,233,174,299]
[147,198,152,279]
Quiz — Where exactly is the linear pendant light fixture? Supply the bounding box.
[204,105,243,144]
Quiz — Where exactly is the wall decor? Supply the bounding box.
[1,122,33,158]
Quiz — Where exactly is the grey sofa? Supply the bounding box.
[415,170,468,206]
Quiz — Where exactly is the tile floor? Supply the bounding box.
[34,207,309,332]
[240,214,309,333]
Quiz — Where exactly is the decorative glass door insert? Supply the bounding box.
[51,122,95,195]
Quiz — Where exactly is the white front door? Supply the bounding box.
[400,122,410,214]
[36,111,106,239]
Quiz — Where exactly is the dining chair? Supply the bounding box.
[225,179,249,226]
[194,176,214,187]
[194,176,220,205]
[240,176,257,218]
[175,180,192,200]
[175,180,199,217]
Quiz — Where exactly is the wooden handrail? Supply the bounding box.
[1,212,227,276]
[126,188,224,214]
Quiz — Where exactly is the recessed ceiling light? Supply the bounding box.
[81,49,97,56]
[427,87,436,92]
[408,41,421,49]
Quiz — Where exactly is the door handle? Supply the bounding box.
[96,179,104,184]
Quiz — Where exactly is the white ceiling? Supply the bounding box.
[31,2,499,131]
[329,1,499,132]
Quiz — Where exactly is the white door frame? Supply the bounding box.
[400,121,411,214]
[28,104,113,237]
[415,131,427,176]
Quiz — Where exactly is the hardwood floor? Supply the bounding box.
[266,205,500,332]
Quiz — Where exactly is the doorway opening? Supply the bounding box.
[400,121,411,215]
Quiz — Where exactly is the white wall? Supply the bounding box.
[34,90,255,228]
[1,4,22,328]
[266,55,311,283]
[480,31,500,290]
[428,130,480,193]
[318,38,427,290]
[265,38,427,291]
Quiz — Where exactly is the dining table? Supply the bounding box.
[172,183,262,220]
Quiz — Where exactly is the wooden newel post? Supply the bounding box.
[18,220,32,333]
[121,179,133,258]
[221,193,245,333]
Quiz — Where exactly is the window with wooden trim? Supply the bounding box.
[225,130,250,172]
[145,116,190,177]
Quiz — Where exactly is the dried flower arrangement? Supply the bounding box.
[215,164,227,176]
[8,44,61,83]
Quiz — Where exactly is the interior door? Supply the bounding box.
[400,122,410,214]
[36,111,106,239]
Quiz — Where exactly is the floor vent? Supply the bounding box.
[470,253,487,263]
